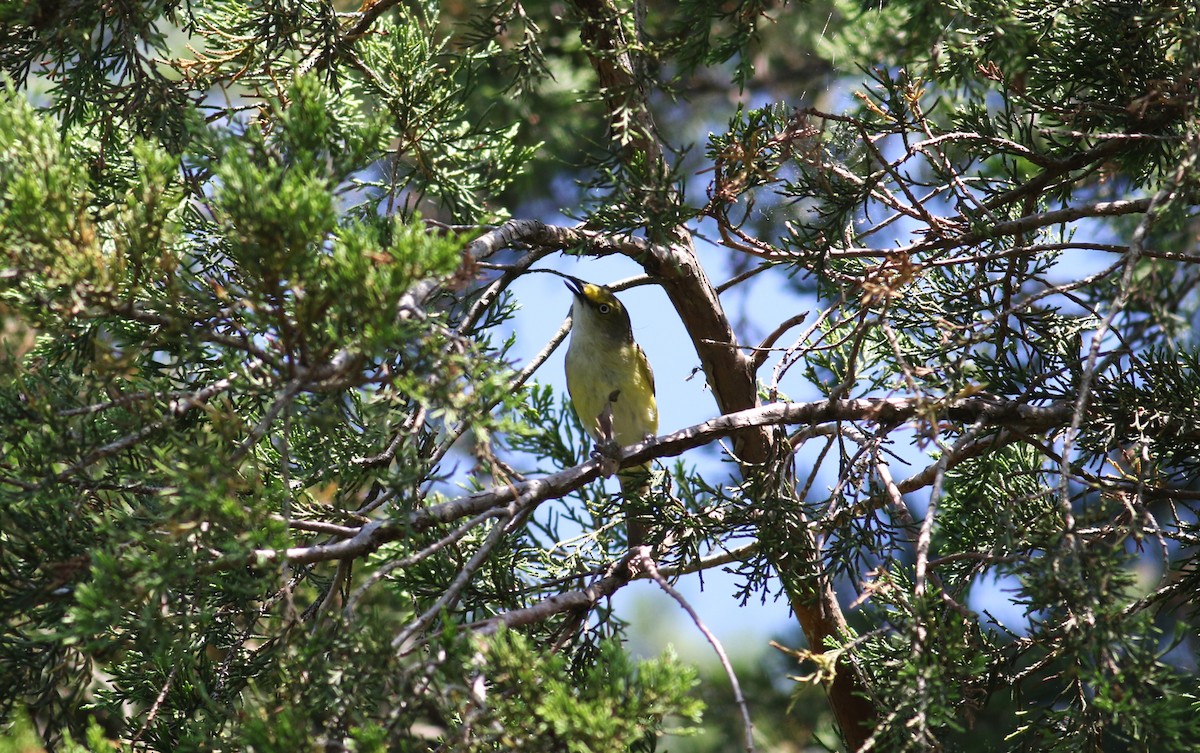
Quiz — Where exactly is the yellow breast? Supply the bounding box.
[564,340,658,447]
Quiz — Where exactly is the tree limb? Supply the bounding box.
[251,396,1073,567]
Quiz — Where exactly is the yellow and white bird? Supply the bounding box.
[563,276,658,546]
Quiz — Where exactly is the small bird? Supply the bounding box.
[563,276,659,546]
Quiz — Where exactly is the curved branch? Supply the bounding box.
[472,551,638,634]
[463,218,657,261]
[250,396,1073,568]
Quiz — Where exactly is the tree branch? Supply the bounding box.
[643,553,757,753]
[250,396,1074,567]
[472,551,640,634]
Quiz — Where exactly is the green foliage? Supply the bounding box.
[0,88,99,291]
[870,0,1198,180]
[1088,346,1200,480]
[1,5,704,741]
[479,628,702,752]
[0,0,196,148]
[0,708,119,753]
[1003,539,1200,751]
[937,443,1055,564]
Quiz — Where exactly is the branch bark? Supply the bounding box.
[251,396,1072,562]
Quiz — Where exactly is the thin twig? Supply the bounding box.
[129,665,177,746]
[392,507,514,653]
[1057,134,1199,542]
[313,559,350,626]
[642,553,756,753]
[648,542,759,579]
[914,420,988,598]
[471,550,639,634]
[228,375,306,465]
[345,507,508,615]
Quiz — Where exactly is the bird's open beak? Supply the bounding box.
[563,276,585,298]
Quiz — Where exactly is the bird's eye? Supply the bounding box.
[598,304,611,314]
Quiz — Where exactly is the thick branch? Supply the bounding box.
[926,198,1155,252]
[569,0,662,165]
[252,396,1073,567]
[462,219,654,260]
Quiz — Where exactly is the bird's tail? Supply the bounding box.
[618,462,654,547]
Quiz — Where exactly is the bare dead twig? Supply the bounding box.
[1058,132,1200,530]
[642,552,757,753]
[129,665,177,746]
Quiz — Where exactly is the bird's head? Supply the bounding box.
[564,276,634,344]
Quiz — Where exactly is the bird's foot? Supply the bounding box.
[591,439,621,478]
